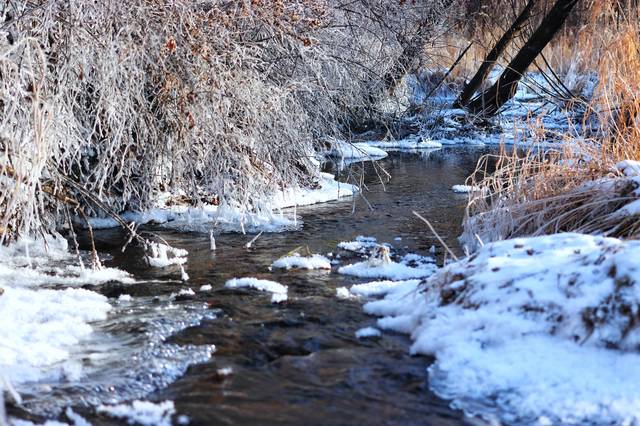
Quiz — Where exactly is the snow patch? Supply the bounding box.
[271,254,331,270]
[97,400,175,426]
[338,260,435,280]
[451,184,481,193]
[146,243,188,268]
[224,278,288,303]
[355,327,381,339]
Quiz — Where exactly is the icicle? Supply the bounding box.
[245,230,263,249]
[180,265,189,281]
[209,230,216,251]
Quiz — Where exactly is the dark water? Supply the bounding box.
[17,147,494,425]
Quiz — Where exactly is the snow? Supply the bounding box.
[199,284,212,291]
[338,259,436,280]
[350,279,421,298]
[336,287,356,300]
[451,184,481,193]
[271,173,359,209]
[337,236,379,254]
[224,277,288,303]
[615,160,640,177]
[216,367,233,376]
[146,242,188,268]
[271,253,331,270]
[355,327,381,338]
[327,139,388,160]
[86,173,358,233]
[64,408,91,426]
[97,400,175,426]
[360,232,640,424]
[364,135,443,150]
[0,235,127,386]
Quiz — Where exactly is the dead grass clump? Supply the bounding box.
[459,1,640,251]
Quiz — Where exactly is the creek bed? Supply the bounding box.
[14,147,496,425]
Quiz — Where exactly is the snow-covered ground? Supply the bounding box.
[349,233,640,424]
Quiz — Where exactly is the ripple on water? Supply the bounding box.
[18,295,216,416]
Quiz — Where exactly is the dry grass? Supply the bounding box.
[461,1,640,251]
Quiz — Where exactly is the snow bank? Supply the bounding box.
[86,173,358,233]
[364,233,640,424]
[224,277,288,303]
[364,135,442,150]
[272,173,359,209]
[0,234,130,386]
[98,400,175,426]
[271,254,331,270]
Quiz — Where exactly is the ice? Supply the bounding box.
[364,135,443,150]
[216,367,233,376]
[272,173,359,209]
[271,254,331,270]
[355,327,382,338]
[338,260,436,280]
[349,279,421,297]
[86,174,358,233]
[146,242,188,268]
[336,287,356,300]
[451,184,481,193]
[224,277,288,303]
[326,139,388,160]
[97,400,175,426]
[0,236,117,387]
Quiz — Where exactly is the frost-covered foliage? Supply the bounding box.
[0,0,450,240]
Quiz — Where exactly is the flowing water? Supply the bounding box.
[14,146,497,425]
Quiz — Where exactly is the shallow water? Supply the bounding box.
[15,147,496,425]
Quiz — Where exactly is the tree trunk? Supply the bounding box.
[467,0,579,117]
[453,0,537,109]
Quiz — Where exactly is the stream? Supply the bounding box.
[13,146,497,425]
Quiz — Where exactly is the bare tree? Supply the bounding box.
[453,0,537,109]
[466,0,580,116]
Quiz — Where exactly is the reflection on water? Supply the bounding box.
[20,147,495,425]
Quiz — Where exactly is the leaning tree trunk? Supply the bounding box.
[453,0,537,109]
[467,0,579,117]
